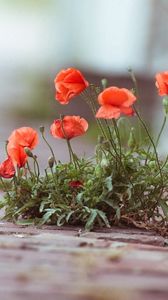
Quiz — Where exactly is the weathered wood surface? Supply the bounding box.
[0,222,167,300]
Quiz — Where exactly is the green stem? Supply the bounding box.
[60,115,79,168]
[26,162,35,180]
[66,139,73,163]
[104,120,118,156]
[50,167,58,187]
[146,116,167,165]
[128,68,142,142]
[144,144,152,165]
[44,168,49,181]
[81,90,108,141]
[41,132,57,164]
[103,122,136,197]
[155,115,167,148]
[33,156,40,179]
[112,119,122,159]
[0,177,10,198]
[67,139,79,168]
[134,106,163,185]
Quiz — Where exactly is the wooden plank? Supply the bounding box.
[0,222,167,300]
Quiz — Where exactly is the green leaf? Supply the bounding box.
[159,200,168,219]
[39,199,50,213]
[116,207,121,220]
[127,187,132,201]
[76,192,84,203]
[104,176,113,192]
[16,219,34,225]
[40,209,56,225]
[0,199,6,209]
[103,199,119,210]
[97,210,110,228]
[66,210,75,223]
[85,209,97,231]
[14,202,34,216]
[57,214,66,226]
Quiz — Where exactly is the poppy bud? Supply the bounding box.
[101,78,108,90]
[162,96,168,115]
[39,126,45,133]
[48,156,55,168]
[24,147,34,157]
[128,128,136,149]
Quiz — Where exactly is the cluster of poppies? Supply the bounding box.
[0,67,168,180]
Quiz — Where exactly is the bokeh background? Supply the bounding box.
[1,0,168,167]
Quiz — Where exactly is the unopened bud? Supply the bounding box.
[128,128,136,149]
[39,126,45,133]
[101,78,108,90]
[48,156,55,168]
[24,147,34,157]
[162,96,168,115]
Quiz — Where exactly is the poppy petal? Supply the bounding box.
[7,142,27,168]
[155,72,168,96]
[98,87,136,107]
[120,106,135,116]
[0,157,15,179]
[96,105,121,119]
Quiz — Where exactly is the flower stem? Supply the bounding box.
[128,68,142,142]
[155,115,167,148]
[81,90,108,141]
[0,177,10,198]
[66,139,73,163]
[33,156,40,179]
[134,106,163,185]
[112,119,122,159]
[26,162,35,181]
[60,116,79,168]
[41,130,57,164]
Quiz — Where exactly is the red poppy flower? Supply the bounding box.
[68,180,83,188]
[155,72,168,96]
[50,116,88,140]
[54,68,89,104]
[0,157,15,178]
[7,127,38,168]
[7,143,27,168]
[8,127,38,149]
[96,87,136,119]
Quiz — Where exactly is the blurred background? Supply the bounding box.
[1,0,168,167]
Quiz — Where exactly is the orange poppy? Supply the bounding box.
[50,116,88,140]
[7,127,38,168]
[7,143,28,168]
[54,68,89,104]
[8,127,38,149]
[0,156,15,178]
[155,72,168,96]
[96,87,136,119]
